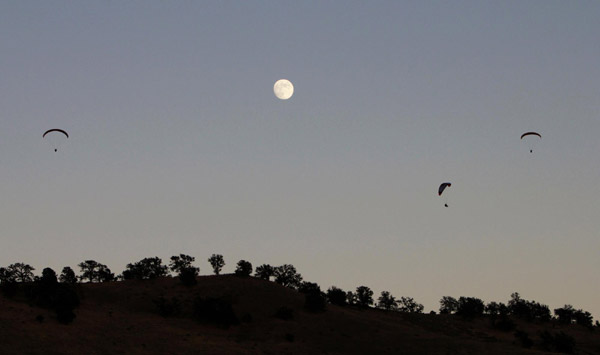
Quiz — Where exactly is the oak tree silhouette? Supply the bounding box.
[208,254,225,275]
[234,260,252,277]
[255,264,275,280]
[59,267,77,284]
[169,254,196,274]
[355,286,373,308]
[273,264,302,289]
[123,257,168,280]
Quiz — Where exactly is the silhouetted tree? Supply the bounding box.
[507,292,550,321]
[234,260,252,277]
[439,296,458,314]
[179,267,199,286]
[397,296,424,313]
[298,282,320,294]
[124,257,168,280]
[255,264,275,280]
[377,291,397,310]
[555,305,593,328]
[326,286,347,306]
[346,291,357,306]
[59,267,77,284]
[456,297,485,318]
[0,267,15,284]
[28,268,59,309]
[41,268,57,284]
[355,286,373,308]
[554,304,575,324]
[7,263,35,283]
[0,267,17,298]
[208,254,225,275]
[305,291,327,312]
[78,260,112,283]
[169,254,196,274]
[299,282,326,312]
[573,309,593,328]
[485,301,508,317]
[78,260,99,282]
[97,264,115,282]
[273,264,303,289]
[529,302,551,322]
[23,266,80,324]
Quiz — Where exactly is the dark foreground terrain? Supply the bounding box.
[0,275,598,354]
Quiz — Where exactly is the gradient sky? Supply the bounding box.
[1,1,599,318]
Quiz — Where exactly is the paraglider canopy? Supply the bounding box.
[520,132,541,153]
[43,129,69,152]
[520,132,541,139]
[438,182,451,196]
[438,182,452,207]
[43,129,69,138]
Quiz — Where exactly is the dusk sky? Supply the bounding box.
[1,1,599,317]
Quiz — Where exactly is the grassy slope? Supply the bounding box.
[0,276,598,354]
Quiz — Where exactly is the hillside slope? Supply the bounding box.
[0,276,598,354]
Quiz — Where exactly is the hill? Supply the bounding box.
[0,275,598,354]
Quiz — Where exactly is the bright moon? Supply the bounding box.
[273,79,294,100]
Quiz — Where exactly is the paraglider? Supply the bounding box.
[43,129,69,152]
[520,132,541,153]
[438,182,451,207]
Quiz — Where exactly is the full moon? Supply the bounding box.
[273,79,294,100]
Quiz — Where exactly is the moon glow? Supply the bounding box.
[273,79,294,100]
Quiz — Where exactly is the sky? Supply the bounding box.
[1,1,599,318]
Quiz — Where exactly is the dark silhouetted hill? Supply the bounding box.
[1,275,598,354]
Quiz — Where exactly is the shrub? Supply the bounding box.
[540,331,576,354]
[1,281,18,298]
[274,306,294,320]
[492,316,516,332]
[514,330,533,348]
[56,305,76,324]
[305,291,327,313]
[326,286,347,306]
[178,267,199,286]
[193,297,239,328]
[154,296,181,317]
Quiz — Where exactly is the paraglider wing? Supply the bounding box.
[43,129,69,138]
[438,182,451,196]
[520,132,541,140]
